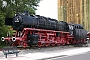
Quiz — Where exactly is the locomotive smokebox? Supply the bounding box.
[13,15,23,30]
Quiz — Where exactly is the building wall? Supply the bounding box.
[84,0,90,31]
[58,0,90,31]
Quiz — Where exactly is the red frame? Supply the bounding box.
[4,28,88,48]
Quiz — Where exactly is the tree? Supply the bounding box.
[0,0,41,46]
[1,0,41,17]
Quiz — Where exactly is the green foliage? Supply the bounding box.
[0,0,41,46]
[1,0,41,17]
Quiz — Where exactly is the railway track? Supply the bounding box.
[17,44,88,51]
[0,43,89,51]
[0,45,73,51]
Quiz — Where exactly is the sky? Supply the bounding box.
[36,0,58,20]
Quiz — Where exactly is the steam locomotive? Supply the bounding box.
[1,11,89,48]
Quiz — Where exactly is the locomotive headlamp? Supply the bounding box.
[1,37,5,41]
[15,18,19,22]
[87,36,89,40]
[12,37,16,41]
